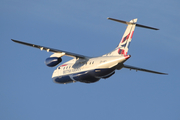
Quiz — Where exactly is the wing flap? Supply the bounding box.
[11,39,89,59]
[123,64,168,75]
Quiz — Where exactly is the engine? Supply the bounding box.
[45,57,62,67]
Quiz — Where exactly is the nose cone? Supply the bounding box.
[52,69,58,78]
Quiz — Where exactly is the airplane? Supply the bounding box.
[12,17,167,84]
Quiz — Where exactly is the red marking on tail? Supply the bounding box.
[124,55,131,59]
[121,33,130,43]
[118,48,126,55]
[121,49,125,55]
[127,34,130,39]
[131,31,134,39]
[118,48,120,54]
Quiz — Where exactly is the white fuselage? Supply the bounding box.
[52,55,130,84]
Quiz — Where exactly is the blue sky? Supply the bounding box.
[0,0,180,120]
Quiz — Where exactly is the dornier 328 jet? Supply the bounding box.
[12,18,167,84]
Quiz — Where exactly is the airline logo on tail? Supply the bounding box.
[118,18,137,55]
[104,18,159,57]
[118,31,134,55]
[121,31,134,44]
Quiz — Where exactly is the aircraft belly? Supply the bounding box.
[73,67,116,82]
[70,71,100,83]
[52,67,116,84]
[53,75,74,84]
[93,68,115,78]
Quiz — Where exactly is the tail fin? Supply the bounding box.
[106,18,159,56]
[117,18,137,55]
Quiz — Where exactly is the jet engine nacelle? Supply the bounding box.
[45,52,65,67]
[45,57,62,67]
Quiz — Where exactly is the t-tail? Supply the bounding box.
[117,18,137,55]
[104,18,159,56]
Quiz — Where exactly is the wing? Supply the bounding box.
[123,64,168,75]
[11,39,89,59]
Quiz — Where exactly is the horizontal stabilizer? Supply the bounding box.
[107,17,159,30]
[123,64,168,75]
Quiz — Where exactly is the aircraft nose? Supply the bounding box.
[52,69,58,78]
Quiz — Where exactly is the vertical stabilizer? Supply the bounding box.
[117,19,137,55]
[104,18,159,57]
